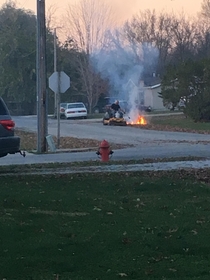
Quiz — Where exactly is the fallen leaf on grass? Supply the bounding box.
[196,220,205,224]
[122,237,132,244]
[169,268,177,272]
[167,228,178,233]
[93,206,102,211]
[118,273,128,277]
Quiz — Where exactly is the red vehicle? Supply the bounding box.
[0,97,21,158]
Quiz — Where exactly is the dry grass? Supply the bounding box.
[15,129,130,151]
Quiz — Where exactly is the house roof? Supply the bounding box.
[125,77,161,90]
[150,83,161,89]
[143,76,161,87]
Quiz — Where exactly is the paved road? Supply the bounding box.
[1,115,208,166]
[13,115,210,145]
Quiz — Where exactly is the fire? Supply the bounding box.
[136,115,147,125]
[127,115,147,125]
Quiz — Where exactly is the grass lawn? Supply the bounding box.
[150,115,210,132]
[1,171,210,279]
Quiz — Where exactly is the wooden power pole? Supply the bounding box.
[36,0,48,153]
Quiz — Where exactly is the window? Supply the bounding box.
[67,103,85,109]
[0,99,8,115]
[60,103,67,108]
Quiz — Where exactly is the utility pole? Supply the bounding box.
[36,0,48,153]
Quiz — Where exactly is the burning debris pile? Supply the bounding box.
[124,104,148,125]
[126,113,147,125]
[127,115,147,125]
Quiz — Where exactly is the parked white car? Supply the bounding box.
[65,102,87,119]
[60,103,68,118]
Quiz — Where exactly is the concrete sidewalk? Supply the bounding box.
[1,142,210,175]
[1,142,210,166]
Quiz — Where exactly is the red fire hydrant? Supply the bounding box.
[96,140,113,162]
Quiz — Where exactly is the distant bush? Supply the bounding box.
[184,91,210,122]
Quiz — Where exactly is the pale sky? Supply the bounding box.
[0,0,204,22]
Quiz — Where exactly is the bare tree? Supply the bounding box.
[200,0,210,21]
[46,4,63,31]
[65,0,114,54]
[122,10,175,74]
[63,0,115,113]
[123,10,199,74]
[194,19,210,58]
[169,13,198,63]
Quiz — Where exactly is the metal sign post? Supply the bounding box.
[53,28,57,118]
[57,73,60,148]
[49,71,70,148]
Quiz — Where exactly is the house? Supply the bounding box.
[144,83,165,110]
[125,76,165,110]
[142,76,164,110]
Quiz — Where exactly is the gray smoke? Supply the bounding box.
[91,39,159,121]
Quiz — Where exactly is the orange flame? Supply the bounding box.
[136,115,147,125]
[127,115,147,125]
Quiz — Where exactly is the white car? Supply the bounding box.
[60,103,68,118]
[65,102,87,119]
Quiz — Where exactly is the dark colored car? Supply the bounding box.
[0,97,20,158]
[138,105,152,112]
[93,97,129,113]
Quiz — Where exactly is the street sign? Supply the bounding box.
[60,71,70,93]
[49,71,70,93]
[48,71,71,149]
[49,71,58,93]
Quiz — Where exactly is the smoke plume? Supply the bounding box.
[91,34,159,121]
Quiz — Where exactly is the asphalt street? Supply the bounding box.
[13,115,210,144]
[1,143,210,166]
[1,115,210,166]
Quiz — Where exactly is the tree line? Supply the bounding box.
[0,0,210,119]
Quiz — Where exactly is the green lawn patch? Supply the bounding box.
[150,115,210,132]
[1,171,210,279]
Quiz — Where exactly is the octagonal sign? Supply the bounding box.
[49,71,70,93]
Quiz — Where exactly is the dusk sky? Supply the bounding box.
[0,0,204,22]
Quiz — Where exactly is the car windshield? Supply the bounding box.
[60,103,67,108]
[67,103,85,109]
